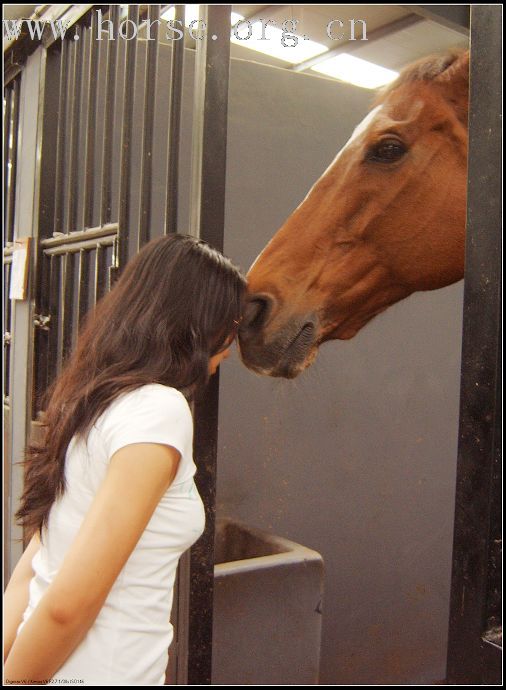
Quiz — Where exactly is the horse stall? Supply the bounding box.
[3,4,501,686]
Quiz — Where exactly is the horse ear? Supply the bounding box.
[435,51,469,126]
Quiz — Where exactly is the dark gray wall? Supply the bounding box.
[218,57,464,685]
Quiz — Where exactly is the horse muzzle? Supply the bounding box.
[238,293,319,378]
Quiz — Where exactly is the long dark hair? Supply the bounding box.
[15,234,247,542]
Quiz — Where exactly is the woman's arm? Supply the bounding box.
[4,441,181,684]
[3,530,41,662]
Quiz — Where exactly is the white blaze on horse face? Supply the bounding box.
[249,105,383,273]
[293,104,384,211]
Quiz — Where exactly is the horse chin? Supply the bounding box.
[244,345,318,379]
[273,343,319,378]
[238,320,320,378]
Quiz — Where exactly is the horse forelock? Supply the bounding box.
[373,49,468,108]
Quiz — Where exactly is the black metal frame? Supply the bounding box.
[187,11,231,683]
[446,4,502,684]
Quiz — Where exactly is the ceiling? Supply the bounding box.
[4,5,469,80]
[229,5,469,73]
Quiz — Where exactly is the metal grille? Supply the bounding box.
[32,5,186,417]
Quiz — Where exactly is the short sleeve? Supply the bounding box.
[98,384,193,462]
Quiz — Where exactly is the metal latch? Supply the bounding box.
[33,314,51,331]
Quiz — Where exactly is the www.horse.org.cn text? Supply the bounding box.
[3,14,369,45]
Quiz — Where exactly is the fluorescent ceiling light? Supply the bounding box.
[231,13,327,64]
[311,53,398,89]
[159,8,328,64]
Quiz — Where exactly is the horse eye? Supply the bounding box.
[367,138,407,163]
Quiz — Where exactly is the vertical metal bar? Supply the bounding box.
[59,252,75,370]
[32,42,65,420]
[100,5,120,227]
[4,86,13,238]
[84,10,100,229]
[4,262,12,399]
[54,40,70,235]
[5,78,20,244]
[76,248,90,332]
[138,4,160,249]
[165,4,185,236]
[68,24,84,233]
[117,4,139,275]
[34,253,50,412]
[446,5,502,685]
[94,243,107,305]
[48,254,60,386]
[37,46,62,241]
[187,6,231,686]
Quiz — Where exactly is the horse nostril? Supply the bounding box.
[241,294,274,333]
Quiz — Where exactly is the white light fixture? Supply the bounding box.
[230,13,327,64]
[311,53,398,89]
[159,8,328,64]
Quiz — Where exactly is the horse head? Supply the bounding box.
[239,51,469,378]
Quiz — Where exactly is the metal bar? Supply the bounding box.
[4,263,12,399]
[446,4,502,685]
[117,4,139,275]
[68,24,84,233]
[34,253,51,411]
[138,4,160,249]
[293,14,424,73]
[28,43,54,421]
[4,59,24,88]
[187,6,231,685]
[100,5,120,227]
[5,78,20,244]
[84,10,100,228]
[3,85,13,236]
[94,243,108,305]
[42,223,118,248]
[48,254,60,385]
[54,39,70,235]
[41,4,96,49]
[43,235,116,257]
[165,5,185,236]
[37,46,62,241]
[60,252,75,369]
[76,249,90,332]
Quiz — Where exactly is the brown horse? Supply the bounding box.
[238,50,469,378]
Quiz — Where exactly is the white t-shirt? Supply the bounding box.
[16,383,206,685]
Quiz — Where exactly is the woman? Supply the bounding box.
[3,233,247,685]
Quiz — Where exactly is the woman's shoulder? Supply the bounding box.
[114,383,189,406]
[98,384,192,427]
[94,384,194,458]
[135,383,189,405]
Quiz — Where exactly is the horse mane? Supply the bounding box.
[374,50,468,106]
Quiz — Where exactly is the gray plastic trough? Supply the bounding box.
[212,517,324,685]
